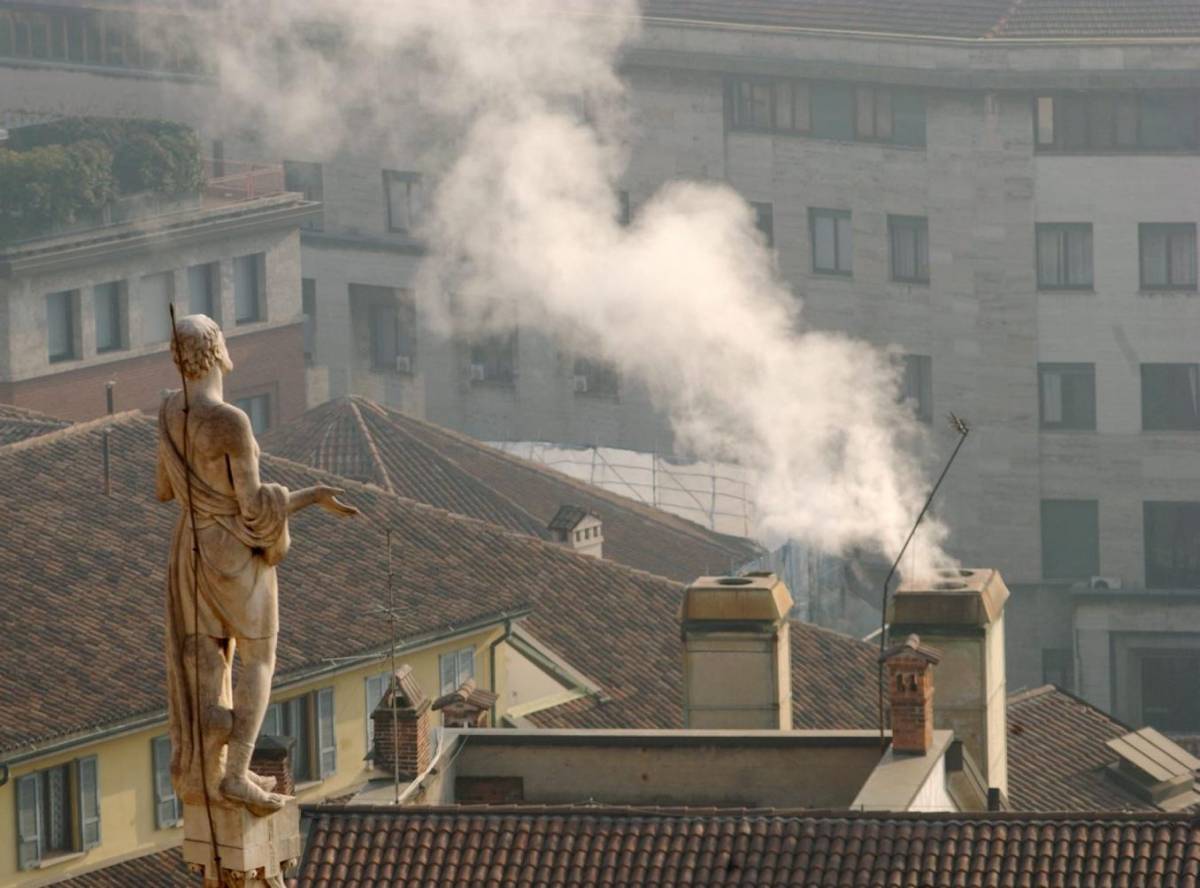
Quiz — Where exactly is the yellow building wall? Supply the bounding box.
[0,627,502,886]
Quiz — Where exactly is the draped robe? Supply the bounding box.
[157,401,290,803]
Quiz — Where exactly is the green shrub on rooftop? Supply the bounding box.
[0,140,116,244]
[0,117,204,245]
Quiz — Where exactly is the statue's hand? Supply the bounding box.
[314,485,359,517]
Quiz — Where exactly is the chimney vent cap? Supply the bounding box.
[880,633,942,664]
[682,573,793,624]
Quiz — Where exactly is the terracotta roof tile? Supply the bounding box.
[263,397,763,585]
[0,402,71,445]
[0,411,685,755]
[55,847,192,886]
[296,806,1200,888]
[639,0,1200,39]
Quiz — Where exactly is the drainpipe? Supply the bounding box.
[488,618,514,726]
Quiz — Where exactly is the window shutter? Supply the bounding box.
[152,736,180,829]
[365,674,387,749]
[458,648,476,686]
[16,773,41,870]
[439,653,457,694]
[77,756,100,849]
[317,687,336,778]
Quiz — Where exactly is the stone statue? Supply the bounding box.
[156,315,357,817]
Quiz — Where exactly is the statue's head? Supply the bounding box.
[171,314,233,381]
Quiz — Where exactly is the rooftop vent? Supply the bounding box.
[547,505,603,559]
[1105,727,1200,811]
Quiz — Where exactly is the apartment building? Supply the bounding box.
[5,1,1200,730]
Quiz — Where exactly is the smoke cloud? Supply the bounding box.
[205,0,950,570]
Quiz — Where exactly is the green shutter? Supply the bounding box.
[317,687,336,778]
[77,756,100,849]
[16,773,41,870]
[152,736,180,829]
[365,674,387,750]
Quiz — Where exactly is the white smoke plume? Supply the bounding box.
[206,0,950,569]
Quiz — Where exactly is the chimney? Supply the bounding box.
[548,505,603,558]
[681,572,793,729]
[251,734,295,796]
[881,634,942,755]
[371,665,431,779]
[890,568,1009,800]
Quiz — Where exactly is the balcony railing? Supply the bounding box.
[202,159,287,203]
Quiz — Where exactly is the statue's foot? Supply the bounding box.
[219,774,289,817]
[248,770,277,793]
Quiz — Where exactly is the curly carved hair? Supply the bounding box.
[171,314,232,381]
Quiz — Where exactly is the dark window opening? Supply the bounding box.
[810,208,852,275]
[1039,363,1096,431]
[889,215,929,283]
[1144,501,1200,588]
[1142,363,1200,431]
[1040,499,1100,580]
[1140,223,1197,290]
[1037,224,1094,290]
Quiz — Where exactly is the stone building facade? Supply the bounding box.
[4,1,1200,729]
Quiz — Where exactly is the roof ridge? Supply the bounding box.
[369,400,758,556]
[0,409,144,453]
[347,397,395,493]
[302,802,1200,823]
[1007,683,1058,705]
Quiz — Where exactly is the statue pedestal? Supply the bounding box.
[182,799,300,887]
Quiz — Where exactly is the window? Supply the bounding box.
[351,283,416,373]
[259,687,335,783]
[469,330,517,386]
[1039,363,1096,430]
[151,735,181,829]
[1141,652,1200,731]
[810,82,855,141]
[1040,499,1100,580]
[573,357,619,399]
[15,757,99,870]
[751,201,774,247]
[1142,363,1200,431]
[233,394,272,436]
[233,254,265,324]
[889,216,929,283]
[1042,649,1074,690]
[810,209,852,275]
[141,272,174,345]
[383,170,421,234]
[728,77,924,146]
[46,290,78,362]
[365,672,389,750]
[1037,224,1093,289]
[1144,501,1200,588]
[439,647,475,695]
[1140,224,1197,290]
[187,263,217,319]
[302,278,316,365]
[93,282,125,353]
[1034,93,1199,153]
[900,355,932,424]
[618,190,632,226]
[283,161,323,231]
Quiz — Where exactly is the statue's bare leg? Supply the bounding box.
[220,636,288,815]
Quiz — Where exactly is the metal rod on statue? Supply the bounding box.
[168,303,225,886]
[876,413,971,753]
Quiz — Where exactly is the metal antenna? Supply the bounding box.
[387,529,400,804]
[876,412,971,752]
[167,304,225,885]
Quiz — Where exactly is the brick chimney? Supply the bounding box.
[371,665,431,779]
[890,568,1009,800]
[251,734,295,796]
[881,634,942,755]
[681,572,793,729]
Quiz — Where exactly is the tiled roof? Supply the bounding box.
[263,397,763,585]
[640,0,1200,39]
[0,402,70,445]
[1007,685,1200,812]
[297,805,1200,888]
[525,616,882,732]
[56,847,192,886]
[0,411,685,755]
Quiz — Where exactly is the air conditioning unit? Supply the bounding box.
[573,374,589,393]
[394,354,412,374]
[1089,575,1123,591]
[469,363,486,382]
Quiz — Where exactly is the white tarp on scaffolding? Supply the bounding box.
[488,441,756,538]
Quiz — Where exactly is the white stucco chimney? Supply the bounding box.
[680,573,793,730]
[890,568,1009,802]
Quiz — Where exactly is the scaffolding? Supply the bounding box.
[488,441,756,538]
